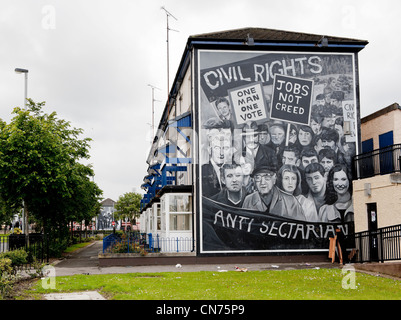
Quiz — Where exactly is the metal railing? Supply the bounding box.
[0,233,47,262]
[148,234,194,253]
[353,144,401,179]
[348,224,401,263]
[103,232,194,254]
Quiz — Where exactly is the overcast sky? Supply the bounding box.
[1,0,400,202]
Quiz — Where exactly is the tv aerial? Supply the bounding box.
[161,6,179,98]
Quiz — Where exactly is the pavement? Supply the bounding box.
[52,240,338,276]
[45,240,340,300]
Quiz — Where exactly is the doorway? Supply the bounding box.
[367,203,379,261]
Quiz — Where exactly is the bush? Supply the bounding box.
[0,249,28,267]
[0,258,13,298]
[0,258,12,276]
[13,228,22,234]
[111,241,139,253]
[0,249,48,299]
[0,254,27,299]
[48,238,69,258]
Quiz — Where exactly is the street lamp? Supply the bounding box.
[15,68,29,236]
[15,68,29,109]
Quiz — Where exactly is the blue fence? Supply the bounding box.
[102,233,194,254]
[102,233,120,253]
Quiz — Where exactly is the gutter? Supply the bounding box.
[188,39,367,50]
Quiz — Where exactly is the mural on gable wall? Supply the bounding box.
[97,206,116,230]
[197,50,357,253]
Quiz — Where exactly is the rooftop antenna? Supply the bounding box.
[148,84,161,140]
[161,6,178,101]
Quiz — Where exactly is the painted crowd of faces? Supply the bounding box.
[201,76,356,224]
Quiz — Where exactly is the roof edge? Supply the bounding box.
[189,27,369,45]
[361,103,401,123]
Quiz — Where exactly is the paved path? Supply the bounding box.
[52,240,338,277]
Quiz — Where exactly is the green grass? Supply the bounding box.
[63,242,93,253]
[27,268,401,300]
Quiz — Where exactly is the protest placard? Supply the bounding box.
[270,74,313,125]
[228,82,268,125]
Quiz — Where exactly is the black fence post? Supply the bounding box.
[379,228,384,263]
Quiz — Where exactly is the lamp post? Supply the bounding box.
[15,68,29,236]
[14,68,28,109]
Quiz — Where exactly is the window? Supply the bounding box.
[149,210,153,231]
[161,198,166,232]
[156,203,161,231]
[168,194,192,231]
[169,214,191,231]
[169,194,192,212]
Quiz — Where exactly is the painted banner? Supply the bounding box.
[198,50,358,253]
[202,197,354,252]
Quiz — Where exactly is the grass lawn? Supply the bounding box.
[63,242,93,253]
[25,268,401,300]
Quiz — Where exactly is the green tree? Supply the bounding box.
[0,99,102,239]
[114,192,142,224]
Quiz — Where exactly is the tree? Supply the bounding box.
[114,192,142,224]
[0,99,102,238]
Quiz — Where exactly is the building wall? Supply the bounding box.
[141,29,368,257]
[394,111,401,144]
[361,106,401,148]
[353,174,401,232]
[140,57,194,245]
[354,106,401,232]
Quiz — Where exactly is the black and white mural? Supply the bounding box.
[197,50,357,253]
[97,206,115,230]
